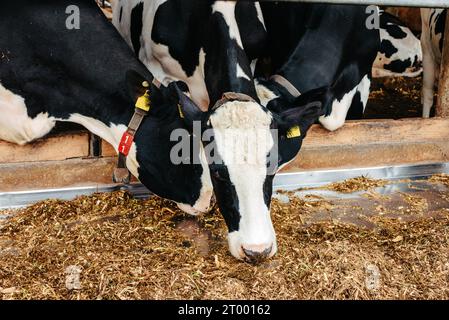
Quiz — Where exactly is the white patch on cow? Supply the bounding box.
[236,63,250,81]
[358,75,371,111]
[145,43,210,111]
[177,146,214,216]
[319,75,370,132]
[255,81,279,107]
[212,2,243,48]
[250,59,257,76]
[64,114,140,178]
[254,3,266,30]
[0,83,56,145]
[209,101,277,260]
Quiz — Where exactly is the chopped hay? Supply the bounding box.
[325,176,388,193]
[1,188,449,300]
[370,77,422,102]
[400,193,429,215]
[366,77,424,119]
[429,174,449,187]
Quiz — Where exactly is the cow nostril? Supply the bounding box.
[242,245,273,264]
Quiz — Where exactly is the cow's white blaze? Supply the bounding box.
[0,83,55,145]
[209,101,277,259]
[319,75,370,131]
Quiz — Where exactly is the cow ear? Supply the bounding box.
[278,86,330,138]
[126,70,152,103]
[172,81,204,126]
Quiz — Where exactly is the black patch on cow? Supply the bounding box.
[430,10,437,27]
[413,54,422,69]
[152,0,212,78]
[380,11,406,29]
[202,8,258,103]
[235,2,267,62]
[209,163,241,232]
[278,135,302,167]
[435,10,447,53]
[384,58,412,74]
[380,39,398,58]
[263,175,274,207]
[346,91,364,120]
[130,2,143,55]
[384,24,407,39]
[119,6,123,22]
[260,3,379,115]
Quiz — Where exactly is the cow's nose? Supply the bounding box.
[242,244,273,264]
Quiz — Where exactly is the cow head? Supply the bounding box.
[124,71,213,216]
[175,85,325,262]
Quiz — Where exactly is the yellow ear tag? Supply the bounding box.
[178,104,184,119]
[135,90,151,112]
[286,125,301,139]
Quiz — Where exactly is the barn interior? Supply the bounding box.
[1,1,449,300]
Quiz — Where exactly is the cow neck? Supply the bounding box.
[113,79,161,184]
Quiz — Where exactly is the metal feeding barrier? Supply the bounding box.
[2,162,449,210]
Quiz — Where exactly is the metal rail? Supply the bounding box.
[257,0,449,8]
[2,162,449,210]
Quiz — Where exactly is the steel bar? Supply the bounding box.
[2,162,449,209]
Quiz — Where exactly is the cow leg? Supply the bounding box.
[347,74,371,120]
[421,9,437,118]
[421,39,437,118]
[0,84,55,145]
[319,72,370,131]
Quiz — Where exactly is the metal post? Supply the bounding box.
[437,10,449,117]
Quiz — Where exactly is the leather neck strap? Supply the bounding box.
[270,74,301,98]
[112,79,158,184]
[211,92,256,111]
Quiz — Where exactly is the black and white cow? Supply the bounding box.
[421,8,446,118]
[373,10,422,78]
[0,0,213,215]
[254,3,380,131]
[113,0,267,110]
[114,0,330,262]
